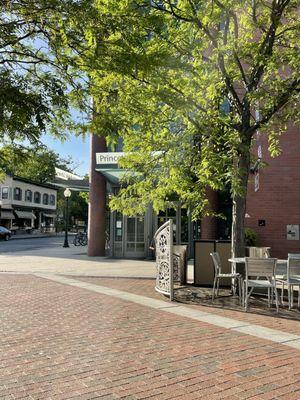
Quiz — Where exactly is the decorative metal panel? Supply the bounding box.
[172,254,180,283]
[154,220,174,299]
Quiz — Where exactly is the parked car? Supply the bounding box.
[0,226,11,240]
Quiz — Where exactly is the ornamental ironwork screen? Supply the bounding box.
[154,219,174,300]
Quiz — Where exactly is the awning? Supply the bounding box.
[15,211,36,220]
[95,168,133,185]
[0,211,15,220]
[50,178,89,192]
[43,213,56,219]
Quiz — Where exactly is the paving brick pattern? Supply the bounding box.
[0,274,300,400]
[77,277,300,336]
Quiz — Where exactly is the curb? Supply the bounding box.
[11,234,64,241]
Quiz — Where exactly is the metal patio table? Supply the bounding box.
[228,257,287,293]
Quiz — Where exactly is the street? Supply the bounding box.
[0,235,69,253]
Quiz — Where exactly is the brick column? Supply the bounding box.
[201,189,218,240]
[87,134,107,256]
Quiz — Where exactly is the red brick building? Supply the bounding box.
[246,124,300,258]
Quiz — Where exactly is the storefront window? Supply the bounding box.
[34,192,41,204]
[25,190,32,202]
[158,208,177,243]
[193,220,201,240]
[49,194,56,206]
[114,212,123,242]
[180,208,189,243]
[13,187,22,201]
[43,193,49,205]
[1,187,9,200]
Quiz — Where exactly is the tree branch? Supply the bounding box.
[249,78,300,133]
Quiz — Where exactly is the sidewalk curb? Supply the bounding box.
[11,234,64,241]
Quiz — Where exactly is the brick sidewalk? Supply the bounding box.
[76,277,300,336]
[0,274,300,400]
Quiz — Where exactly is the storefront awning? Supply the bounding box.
[43,213,56,218]
[15,211,36,220]
[50,178,89,191]
[95,168,133,185]
[0,211,15,220]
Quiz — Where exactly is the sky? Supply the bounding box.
[42,133,90,177]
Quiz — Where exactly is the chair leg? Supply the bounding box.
[280,282,284,305]
[274,286,279,313]
[291,286,294,309]
[212,277,217,301]
[298,286,300,309]
[268,288,270,307]
[232,279,236,296]
[244,281,248,311]
[216,278,220,296]
[288,285,292,310]
[238,277,242,305]
[242,280,244,307]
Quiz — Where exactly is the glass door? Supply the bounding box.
[157,208,177,243]
[114,212,123,257]
[125,216,145,258]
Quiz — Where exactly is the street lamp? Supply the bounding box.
[63,188,71,248]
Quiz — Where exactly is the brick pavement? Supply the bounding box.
[0,274,300,400]
[76,277,300,336]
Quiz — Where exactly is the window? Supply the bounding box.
[157,208,177,243]
[25,190,33,202]
[13,187,22,201]
[42,193,49,205]
[34,191,41,204]
[49,194,56,206]
[1,187,9,200]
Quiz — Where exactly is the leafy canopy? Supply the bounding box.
[0,144,74,183]
[0,0,89,145]
[36,1,300,219]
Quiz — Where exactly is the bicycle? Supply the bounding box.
[73,231,88,246]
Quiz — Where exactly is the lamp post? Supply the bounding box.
[63,188,71,248]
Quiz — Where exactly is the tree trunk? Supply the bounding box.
[231,150,251,258]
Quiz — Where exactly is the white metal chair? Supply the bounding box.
[244,258,279,312]
[210,252,242,303]
[277,255,300,309]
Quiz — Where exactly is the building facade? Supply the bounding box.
[89,123,300,259]
[0,176,57,233]
[245,125,300,259]
[93,150,228,259]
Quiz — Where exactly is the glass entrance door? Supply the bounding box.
[125,216,145,258]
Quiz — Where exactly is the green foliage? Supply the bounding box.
[57,0,300,219]
[0,0,88,144]
[244,228,258,247]
[0,144,73,184]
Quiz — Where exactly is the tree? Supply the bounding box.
[14,0,297,254]
[60,0,299,256]
[0,0,89,145]
[0,144,73,183]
